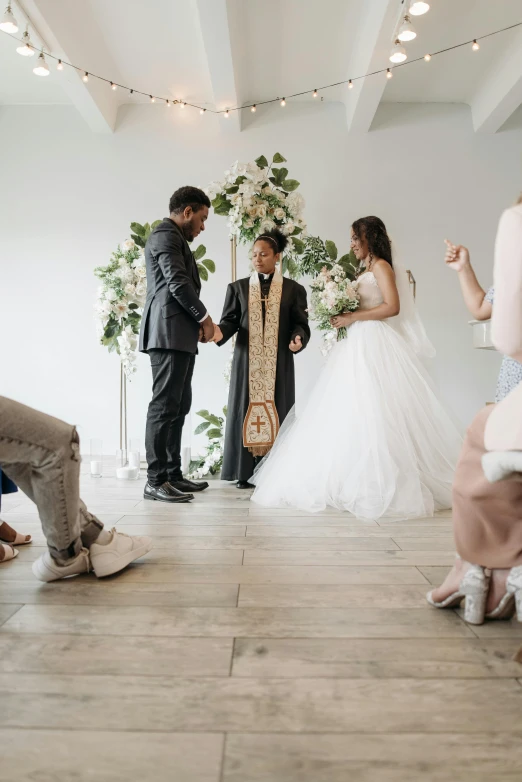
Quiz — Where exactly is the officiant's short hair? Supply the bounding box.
[169,186,211,215]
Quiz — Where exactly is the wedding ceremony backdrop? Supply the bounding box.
[1,0,520,456]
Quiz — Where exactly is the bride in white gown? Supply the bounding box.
[251,216,463,520]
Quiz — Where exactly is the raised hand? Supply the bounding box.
[289,334,303,353]
[444,239,470,272]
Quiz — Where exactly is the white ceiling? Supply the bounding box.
[0,0,520,132]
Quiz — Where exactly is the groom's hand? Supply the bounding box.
[289,335,302,353]
[201,315,215,343]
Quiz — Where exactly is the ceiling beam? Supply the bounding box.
[20,0,120,133]
[343,0,401,134]
[195,0,242,132]
[471,28,522,134]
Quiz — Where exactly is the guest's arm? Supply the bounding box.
[216,284,241,346]
[289,283,311,353]
[492,207,522,362]
[444,240,492,321]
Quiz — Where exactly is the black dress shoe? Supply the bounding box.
[163,482,195,499]
[237,481,255,489]
[169,478,209,493]
[143,482,193,503]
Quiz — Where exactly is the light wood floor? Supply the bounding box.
[1,471,522,782]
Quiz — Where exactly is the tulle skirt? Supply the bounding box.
[250,320,463,520]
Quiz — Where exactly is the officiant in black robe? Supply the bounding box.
[214,229,310,488]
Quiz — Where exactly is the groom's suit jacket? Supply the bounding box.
[139,218,207,355]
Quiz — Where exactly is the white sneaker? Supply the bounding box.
[89,528,153,578]
[32,549,91,582]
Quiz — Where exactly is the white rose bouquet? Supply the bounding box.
[310,265,360,355]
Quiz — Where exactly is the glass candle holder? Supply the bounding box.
[90,439,103,478]
[115,448,140,481]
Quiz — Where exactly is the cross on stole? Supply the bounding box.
[253,416,265,434]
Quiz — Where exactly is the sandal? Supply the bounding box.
[0,520,32,546]
[0,543,19,562]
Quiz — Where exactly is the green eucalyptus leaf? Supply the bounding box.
[325,240,338,261]
[193,245,206,261]
[292,226,303,236]
[255,155,268,169]
[225,185,239,194]
[202,259,216,273]
[206,428,223,440]
[131,234,145,248]
[130,222,146,237]
[194,421,211,435]
[235,176,247,185]
[223,405,228,417]
[292,238,305,254]
[272,152,287,163]
[196,409,210,419]
[198,264,209,281]
[282,179,300,192]
[151,220,162,230]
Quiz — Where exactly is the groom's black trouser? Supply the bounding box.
[145,349,196,487]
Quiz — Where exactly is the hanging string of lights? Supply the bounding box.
[0,1,520,117]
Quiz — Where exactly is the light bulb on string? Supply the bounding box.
[313,89,318,98]
[57,59,64,71]
[82,72,89,82]
[348,79,353,89]
[111,82,117,90]
[397,15,416,42]
[0,3,18,34]
[224,109,230,118]
[409,1,430,15]
[200,108,206,115]
[251,104,257,112]
[150,95,155,103]
[280,98,286,107]
[33,50,49,76]
[386,68,393,79]
[16,28,35,56]
[472,39,480,51]
[180,101,186,109]
[424,53,431,61]
[389,39,407,63]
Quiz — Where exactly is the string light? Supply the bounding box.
[224,109,230,118]
[150,95,155,103]
[82,72,89,82]
[280,97,286,107]
[57,58,64,70]
[16,28,34,56]
[166,99,170,107]
[472,39,480,51]
[33,50,49,76]
[251,104,257,112]
[389,40,407,63]
[386,68,393,79]
[111,82,117,90]
[0,3,18,34]
[130,89,134,95]
[409,1,430,15]
[424,53,431,61]
[348,80,353,89]
[397,15,417,42]
[200,108,206,114]
[313,89,318,98]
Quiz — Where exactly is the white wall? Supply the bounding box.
[1,100,519,455]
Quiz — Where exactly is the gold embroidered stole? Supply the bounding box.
[243,270,283,456]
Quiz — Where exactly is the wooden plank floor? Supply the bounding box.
[1,473,522,782]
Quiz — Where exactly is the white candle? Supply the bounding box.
[116,466,139,480]
[128,451,140,468]
[90,460,102,476]
[182,446,191,473]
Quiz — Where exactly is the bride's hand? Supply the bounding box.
[444,239,470,272]
[331,312,355,329]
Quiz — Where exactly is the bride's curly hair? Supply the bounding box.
[352,216,393,267]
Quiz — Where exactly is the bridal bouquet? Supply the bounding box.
[310,264,360,355]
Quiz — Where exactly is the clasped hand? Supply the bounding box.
[331,312,356,329]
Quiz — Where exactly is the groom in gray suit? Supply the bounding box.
[139,186,215,504]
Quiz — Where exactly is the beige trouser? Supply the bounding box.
[453,405,522,569]
[0,396,103,563]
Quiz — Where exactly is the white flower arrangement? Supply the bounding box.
[94,239,147,376]
[208,153,307,276]
[310,266,360,355]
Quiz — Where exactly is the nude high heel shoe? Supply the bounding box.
[486,566,522,621]
[426,563,490,625]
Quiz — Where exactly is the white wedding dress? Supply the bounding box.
[250,269,463,520]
